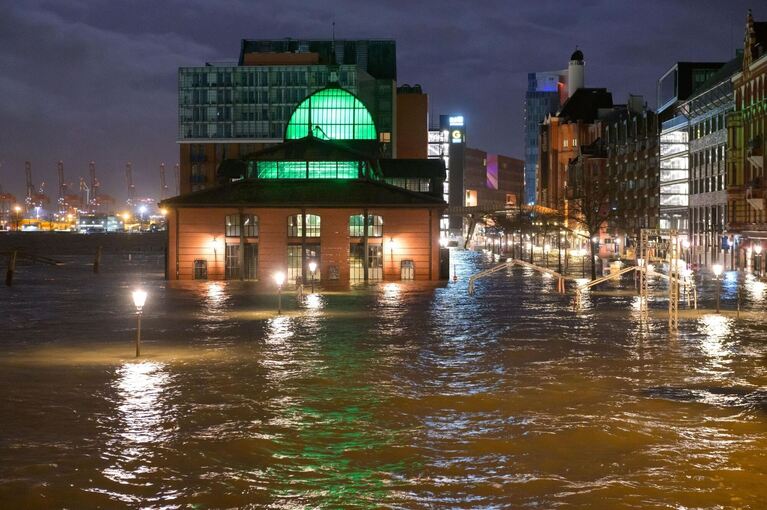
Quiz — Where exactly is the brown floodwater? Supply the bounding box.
[1,250,766,508]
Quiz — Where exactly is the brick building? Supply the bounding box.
[727,11,767,252]
[163,84,446,283]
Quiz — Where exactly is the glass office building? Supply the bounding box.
[523,70,566,204]
[178,39,396,194]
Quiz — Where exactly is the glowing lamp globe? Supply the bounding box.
[308,261,317,273]
[755,244,763,255]
[132,289,147,311]
[274,272,285,286]
[712,264,723,278]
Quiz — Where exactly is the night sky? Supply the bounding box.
[1,1,763,202]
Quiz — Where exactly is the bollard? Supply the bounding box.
[737,288,741,319]
[93,246,102,274]
[5,250,17,287]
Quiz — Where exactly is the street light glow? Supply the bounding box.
[755,244,763,255]
[712,264,723,278]
[308,261,317,273]
[274,271,285,286]
[132,289,147,311]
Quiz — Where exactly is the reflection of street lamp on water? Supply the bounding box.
[132,289,147,357]
[274,271,285,314]
[308,261,317,293]
[712,263,723,313]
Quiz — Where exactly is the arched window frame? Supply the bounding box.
[348,214,383,237]
[287,214,321,237]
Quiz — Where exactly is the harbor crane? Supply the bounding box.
[126,162,136,206]
[160,163,169,200]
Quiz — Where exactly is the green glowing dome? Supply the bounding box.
[285,87,377,141]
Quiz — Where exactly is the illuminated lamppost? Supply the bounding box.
[592,235,599,277]
[682,238,691,264]
[132,289,147,357]
[308,261,317,293]
[274,271,285,314]
[385,237,397,275]
[755,244,763,277]
[712,263,723,314]
[543,243,551,268]
[13,205,22,231]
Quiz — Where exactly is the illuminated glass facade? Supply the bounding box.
[250,160,365,179]
[659,118,690,230]
[524,71,566,204]
[285,87,377,140]
[177,39,397,194]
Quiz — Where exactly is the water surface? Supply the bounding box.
[1,250,766,508]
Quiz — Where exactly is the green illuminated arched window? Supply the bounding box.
[285,87,377,141]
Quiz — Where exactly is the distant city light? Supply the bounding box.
[448,115,464,126]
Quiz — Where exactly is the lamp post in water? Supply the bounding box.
[274,271,285,314]
[308,261,317,293]
[712,263,723,313]
[132,289,147,357]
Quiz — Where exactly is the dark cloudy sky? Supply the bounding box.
[0,0,763,202]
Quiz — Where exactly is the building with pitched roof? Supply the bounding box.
[163,83,446,283]
[726,11,767,262]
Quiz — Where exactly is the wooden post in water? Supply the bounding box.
[93,246,102,274]
[5,250,17,286]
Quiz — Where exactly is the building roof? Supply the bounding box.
[752,21,767,60]
[379,158,446,181]
[691,53,743,95]
[243,136,379,162]
[238,39,397,80]
[161,179,446,208]
[557,88,613,122]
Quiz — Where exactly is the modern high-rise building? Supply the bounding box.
[657,61,724,231]
[523,69,567,204]
[429,114,466,237]
[427,115,523,240]
[683,54,741,266]
[178,39,397,194]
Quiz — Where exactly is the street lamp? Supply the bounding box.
[13,205,22,231]
[682,238,691,263]
[755,244,763,276]
[132,289,147,357]
[308,261,317,293]
[712,263,723,313]
[274,271,285,314]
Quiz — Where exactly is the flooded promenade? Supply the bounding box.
[1,248,766,508]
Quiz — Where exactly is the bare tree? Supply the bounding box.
[564,142,615,279]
